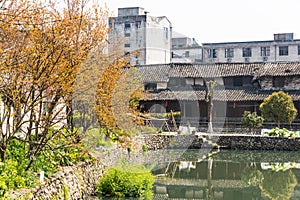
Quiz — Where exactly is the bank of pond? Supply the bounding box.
[95,149,300,200]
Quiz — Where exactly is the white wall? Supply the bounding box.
[203,40,300,63]
[146,16,171,64]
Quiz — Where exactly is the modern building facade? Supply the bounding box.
[203,33,300,63]
[109,7,172,65]
[171,32,202,63]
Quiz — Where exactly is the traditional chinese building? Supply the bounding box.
[138,62,300,131]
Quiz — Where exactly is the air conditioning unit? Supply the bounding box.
[244,57,250,62]
[263,56,268,61]
[227,58,232,63]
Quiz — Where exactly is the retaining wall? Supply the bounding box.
[29,160,105,199]
[139,133,300,151]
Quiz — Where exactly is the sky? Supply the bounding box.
[101,0,300,44]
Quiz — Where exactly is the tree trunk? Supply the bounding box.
[207,99,213,133]
[206,159,214,199]
[0,147,5,162]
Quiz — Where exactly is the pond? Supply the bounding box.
[151,149,300,200]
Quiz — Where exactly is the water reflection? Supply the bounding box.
[152,150,300,200]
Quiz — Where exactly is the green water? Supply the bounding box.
[151,149,300,200]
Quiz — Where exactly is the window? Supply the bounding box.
[124,23,131,29]
[185,51,190,57]
[272,77,285,87]
[207,49,217,58]
[279,46,288,56]
[242,48,252,57]
[144,83,157,91]
[225,48,234,58]
[125,33,130,37]
[233,76,243,87]
[261,46,270,56]
[135,21,141,28]
[298,45,300,55]
[124,43,130,48]
[168,77,186,87]
[163,27,169,39]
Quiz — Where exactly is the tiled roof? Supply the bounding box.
[137,64,170,83]
[169,63,262,78]
[145,89,300,102]
[137,62,300,83]
[258,62,300,76]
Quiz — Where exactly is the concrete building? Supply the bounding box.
[171,32,202,63]
[109,7,172,65]
[203,33,300,63]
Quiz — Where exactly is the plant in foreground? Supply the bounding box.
[96,164,154,199]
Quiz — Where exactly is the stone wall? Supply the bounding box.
[27,160,106,199]
[139,133,300,151]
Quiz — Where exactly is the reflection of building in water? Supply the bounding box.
[178,161,196,171]
[153,160,300,200]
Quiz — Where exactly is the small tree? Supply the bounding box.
[259,91,298,128]
[205,80,217,133]
[0,0,109,167]
[242,111,264,134]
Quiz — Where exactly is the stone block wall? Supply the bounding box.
[29,160,106,199]
[139,134,300,151]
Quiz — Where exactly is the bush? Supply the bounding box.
[0,140,37,197]
[260,91,298,127]
[82,128,118,150]
[241,111,264,134]
[0,129,92,198]
[96,164,154,199]
[265,127,295,138]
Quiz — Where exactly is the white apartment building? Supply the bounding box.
[202,33,300,63]
[109,7,172,65]
[171,32,202,63]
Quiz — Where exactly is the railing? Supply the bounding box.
[160,117,300,133]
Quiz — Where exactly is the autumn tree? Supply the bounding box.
[72,44,110,133]
[0,0,109,166]
[95,51,143,142]
[259,91,298,128]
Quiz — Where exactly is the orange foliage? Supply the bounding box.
[0,0,110,162]
[95,53,144,139]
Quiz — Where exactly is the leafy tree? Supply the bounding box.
[0,0,109,167]
[259,91,298,128]
[71,42,115,133]
[95,60,143,139]
[242,111,264,134]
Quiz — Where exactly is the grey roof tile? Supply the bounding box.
[145,89,300,101]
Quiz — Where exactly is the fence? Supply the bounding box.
[158,117,300,133]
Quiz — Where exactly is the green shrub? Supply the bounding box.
[0,128,92,197]
[142,144,148,152]
[96,164,154,199]
[82,128,117,150]
[265,127,295,138]
[0,159,36,197]
[241,111,264,133]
